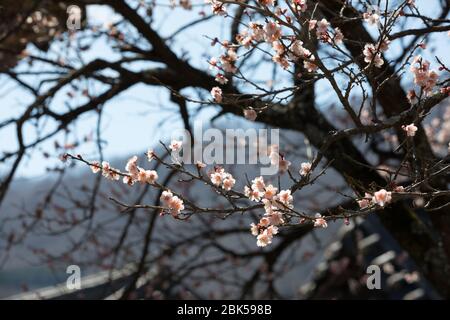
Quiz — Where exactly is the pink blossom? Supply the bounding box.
[357,193,372,209]
[256,229,272,247]
[264,21,281,43]
[215,73,228,84]
[208,0,227,15]
[169,140,183,152]
[402,123,418,137]
[407,90,418,105]
[290,40,311,59]
[250,223,259,236]
[146,149,155,162]
[278,158,291,174]
[293,0,308,12]
[372,189,392,207]
[210,172,223,186]
[363,43,384,68]
[139,169,158,184]
[410,56,439,95]
[249,22,265,42]
[90,161,101,174]
[266,225,279,237]
[211,86,223,102]
[220,49,237,73]
[259,217,271,227]
[267,211,285,225]
[208,57,218,70]
[299,162,312,176]
[222,174,236,191]
[251,176,266,192]
[123,175,134,186]
[264,184,278,200]
[303,58,318,72]
[314,213,328,228]
[276,189,293,206]
[196,161,207,169]
[160,190,174,204]
[244,185,262,202]
[308,19,317,31]
[125,155,139,178]
[244,109,257,121]
[167,196,184,216]
[363,11,380,26]
[333,28,344,45]
[316,19,330,41]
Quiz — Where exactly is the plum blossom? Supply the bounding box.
[315,19,330,42]
[290,40,312,60]
[250,223,259,236]
[146,149,155,162]
[314,213,328,228]
[410,56,439,95]
[210,172,223,186]
[248,22,265,42]
[211,86,223,102]
[276,189,293,206]
[125,155,139,178]
[333,28,344,45]
[402,123,418,137]
[209,167,235,191]
[222,174,236,191]
[207,0,227,15]
[299,162,312,176]
[303,57,318,72]
[358,192,372,209]
[267,210,284,226]
[264,21,281,42]
[138,169,158,184]
[220,48,237,73]
[259,217,271,227]
[196,161,206,169]
[208,57,218,70]
[215,73,228,84]
[90,161,101,174]
[292,0,308,12]
[268,146,291,174]
[372,189,392,207]
[407,89,418,105]
[101,161,120,180]
[363,9,380,26]
[160,190,184,216]
[256,229,272,247]
[244,185,262,202]
[363,43,384,68]
[160,190,173,203]
[244,109,257,121]
[169,140,183,152]
[251,176,266,192]
[263,184,278,200]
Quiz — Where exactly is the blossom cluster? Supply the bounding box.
[246,176,290,247]
[410,55,439,95]
[358,189,393,209]
[209,166,236,191]
[160,190,185,217]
